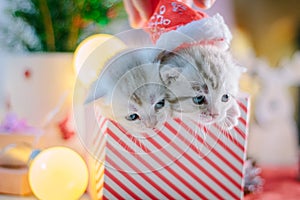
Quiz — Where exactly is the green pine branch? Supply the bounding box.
[2,0,126,52]
[37,0,55,51]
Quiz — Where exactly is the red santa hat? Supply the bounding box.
[144,0,232,51]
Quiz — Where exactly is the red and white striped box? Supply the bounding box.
[88,95,249,200]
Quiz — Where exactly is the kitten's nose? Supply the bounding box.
[210,113,219,118]
[144,119,157,129]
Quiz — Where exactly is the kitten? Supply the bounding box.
[159,45,244,129]
[85,47,171,133]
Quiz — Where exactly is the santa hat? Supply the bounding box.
[144,0,232,51]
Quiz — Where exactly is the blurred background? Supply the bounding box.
[0,0,300,199]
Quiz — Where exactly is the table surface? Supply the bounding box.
[1,165,300,200]
[244,165,300,200]
[0,193,91,200]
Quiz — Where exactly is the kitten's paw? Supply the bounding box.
[224,115,239,129]
[222,101,241,129]
[244,158,264,195]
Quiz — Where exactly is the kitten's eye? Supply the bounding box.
[192,95,206,105]
[125,113,140,121]
[155,99,165,110]
[221,94,230,102]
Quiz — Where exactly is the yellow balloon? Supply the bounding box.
[29,147,89,200]
[73,34,127,86]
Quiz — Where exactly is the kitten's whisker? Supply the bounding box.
[230,125,239,144]
[200,126,207,142]
[225,112,240,144]
[229,131,236,144]
[202,124,210,148]
[219,123,227,139]
[227,119,237,143]
[218,120,228,141]
[224,118,232,140]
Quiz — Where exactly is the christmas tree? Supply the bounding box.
[0,0,126,52]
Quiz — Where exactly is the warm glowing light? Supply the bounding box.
[73,34,126,86]
[28,146,89,200]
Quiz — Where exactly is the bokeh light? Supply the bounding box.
[28,146,88,200]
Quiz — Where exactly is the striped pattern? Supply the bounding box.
[91,96,249,200]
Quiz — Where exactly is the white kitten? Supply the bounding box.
[85,47,171,133]
[159,45,244,129]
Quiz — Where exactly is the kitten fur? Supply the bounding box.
[85,47,171,133]
[159,45,244,129]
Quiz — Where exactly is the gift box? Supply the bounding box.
[0,167,31,195]
[0,133,37,150]
[0,133,37,195]
[88,95,250,200]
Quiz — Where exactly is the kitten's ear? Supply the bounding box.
[156,50,183,84]
[84,80,107,104]
[159,65,182,84]
[155,50,176,64]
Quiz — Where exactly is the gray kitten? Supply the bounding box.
[85,47,171,133]
[159,45,244,129]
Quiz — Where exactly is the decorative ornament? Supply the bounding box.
[5,96,11,111]
[58,113,75,140]
[0,142,33,168]
[28,146,89,200]
[0,113,38,133]
[73,34,126,87]
[24,68,32,79]
[242,51,300,165]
